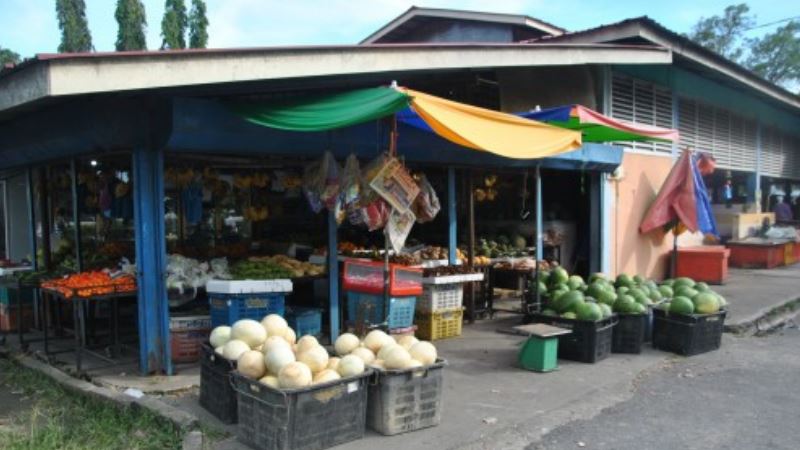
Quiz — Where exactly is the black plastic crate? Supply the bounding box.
[652,308,726,356]
[612,314,646,354]
[531,314,617,363]
[199,344,238,424]
[367,360,446,435]
[232,369,371,450]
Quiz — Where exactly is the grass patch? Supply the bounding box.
[0,358,184,450]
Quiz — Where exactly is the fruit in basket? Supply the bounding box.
[334,333,361,356]
[350,347,375,364]
[550,267,569,286]
[259,375,280,388]
[297,346,329,373]
[693,293,721,314]
[669,296,695,315]
[285,328,297,345]
[261,314,289,338]
[397,335,419,350]
[598,303,613,319]
[409,341,437,365]
[263,336,292,354]
[555,290,584,313]
[231,319,268,348]
[541,308,557,317]
[561,311,577,319]
[313,369,342,385]
[327,357,341,372]
[265,345,296,374]
[695,282,710,292]
[674,286,699,299]
[613,295,638,314]
[209,326,231,348]
[337,354,366,377]
[364,330,393,353]
[278,362,313,389]
[238,351,267,380]
[715,293,727,308]
[567,275,585,290]
[384,346,412,370]
[658,285,674,298]
[222,340,251,361]
[576,302,603,321]
[296,335,320,354]
[615,274,634,288]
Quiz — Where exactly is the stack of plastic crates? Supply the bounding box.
[206,279,291,328]
[415,283,464,341]
[343,261,422,330]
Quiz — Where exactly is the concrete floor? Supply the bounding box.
[714,264,800,328]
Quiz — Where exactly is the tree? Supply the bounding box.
[161,0,187,49]
[0,46,20,65]
[687,3,754,61]
[56,0,93,53]
[115,0,147,51]
[746,21,800,87]
[188,0,209,49]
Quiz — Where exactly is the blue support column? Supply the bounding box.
[535,166,543,261]
[755,122,763,211]
[447,167,457,265]
[132,146,171,375]
[26,168,38,270]
[327,211,340,341]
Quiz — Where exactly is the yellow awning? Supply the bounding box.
[401,88,582,159]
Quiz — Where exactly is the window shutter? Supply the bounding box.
[610,72,673,154]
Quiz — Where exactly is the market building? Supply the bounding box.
[0,6,797,380]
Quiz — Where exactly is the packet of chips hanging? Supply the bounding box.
[361,198,391,231]
[303,151,341,213]
[411,174,441,223]
[367,156,420,213]
[386,208,416,253]
[340,154,362,212]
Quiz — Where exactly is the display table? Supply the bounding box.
[674,246,730,284]
[41,287,137,375]
[727,239,791,269]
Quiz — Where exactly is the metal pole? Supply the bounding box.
[327,211,339,341]
[447,167,457,265]
[467,171,476,323]
[534,165,542,315]
[70,159,83,273]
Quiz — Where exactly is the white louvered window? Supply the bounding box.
[677,97,757,171]
[761,126,785,178]
[610,72,674,154]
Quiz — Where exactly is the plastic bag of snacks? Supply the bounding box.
[362,198,391,231]
[412,174,440,223]
[303,151,341,213]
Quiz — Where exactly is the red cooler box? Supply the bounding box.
[675,246,730,285]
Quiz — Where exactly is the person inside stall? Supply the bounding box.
[773,196,793,223]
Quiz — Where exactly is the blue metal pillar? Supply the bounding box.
[132,146,171,375]
[535,166,543,261]
[327,211,339,341]
[26,168,38,270]
[447,167,457,264]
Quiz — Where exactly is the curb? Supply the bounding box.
[8,353,204,449]
[724,298,800,335]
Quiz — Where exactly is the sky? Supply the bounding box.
[0,0,797,58]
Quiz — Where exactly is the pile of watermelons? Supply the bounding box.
[654,277,727,315]
[535,268,728,321]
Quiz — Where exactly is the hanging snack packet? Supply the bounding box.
[340,154,362,212]
[412,174,441,223]
[386,208,416,253]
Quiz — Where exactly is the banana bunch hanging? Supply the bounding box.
[474,173,498,202]
[244,206,269,222]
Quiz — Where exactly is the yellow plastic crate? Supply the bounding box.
[415,308,463,341]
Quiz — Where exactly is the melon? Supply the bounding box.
[669,296,695,315]
[693,293,720,314]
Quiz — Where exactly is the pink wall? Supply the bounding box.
[609,152,675,280]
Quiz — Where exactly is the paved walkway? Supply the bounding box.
[713,264,800,331]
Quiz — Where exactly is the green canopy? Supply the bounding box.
[231,87,410,132]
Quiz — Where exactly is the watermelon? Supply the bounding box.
[598,303,613,318]
[561,311,577,320]
[695,282,710,292]
[714,293,728,308]
[674,286,699,299]
[567,275,585,290]
[673,277,696,289]
[648,288,664,302]
[537,281,548,295]
[541,308,557,317]
[657,301,671,311]
[550,267,569,286]
[629,288,650,305]
[669,296,695,315]
[576,302,603,321]
[557,290,585,313]
[632,303,647,314]
[596,289,618,306]
[616,274,634,288]
[693,293,720,314]
[589,273,608,283]
[586,282,607,299]
[658,285,674,299]
[613,295,637,314]
[633,275,644,285]
[661,278,675,287]
[616,286,630,295]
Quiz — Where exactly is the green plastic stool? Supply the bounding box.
[514,323,571,372]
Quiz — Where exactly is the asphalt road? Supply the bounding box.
[529,327,800,450]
